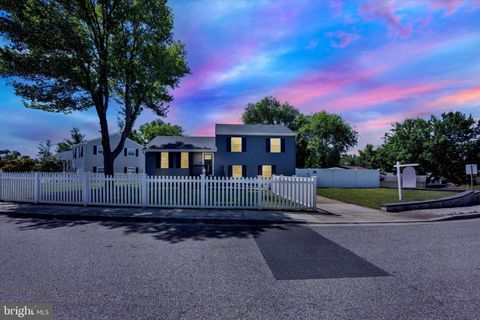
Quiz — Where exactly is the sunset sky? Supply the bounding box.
[1,0,480,156]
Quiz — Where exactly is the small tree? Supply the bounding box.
[1,0,190,175]
[37,140,62,172]
[57,127,86,152]
[130,119,183,145]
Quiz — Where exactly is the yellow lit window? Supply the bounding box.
[231,137,242,152]
[262,165,272,178]
[232,165,243,178]
[161,152,169,169]
[181,152,189,169]
[204,153,212,160]
[270,138,281,153]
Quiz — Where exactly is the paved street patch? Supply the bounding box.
[254,225,389,280]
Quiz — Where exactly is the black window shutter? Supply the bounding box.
[124,148,127,156]
[242,137,246,152]
[93,145,97,155]
[242,165,247,177]
[272,165,277,175]
[124,167,127,173]
[281,138,285,152]
[135,149,139,157]
[80,146,83,157]
[266,138,270,152]
[169,152,175,168]
[227,165,232,177]
[175,153,181,168]
[93,166,97,173]
[257,165,262,176]
[135,167,139,174]
[155,153,160,168]
[226,137,231,152]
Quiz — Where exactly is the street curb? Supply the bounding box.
[1,209,480,226]
[0,210,310,226]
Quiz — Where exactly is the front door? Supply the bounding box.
[204,153,213,176]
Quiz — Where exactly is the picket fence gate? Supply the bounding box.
[0,172,317,210]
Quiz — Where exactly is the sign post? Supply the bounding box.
[394,162,420,201]
[466,164,478,190]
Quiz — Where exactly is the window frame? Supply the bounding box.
[97,145,104,155]
[180,152,189,169]
[232,165,243,178]
[270,138,281,153]
[126,148,136,157]
[126,167,136,174]
[262,165,272,178]
[230,137,242,152]
[160,152,169,169]
[97,167,105,173]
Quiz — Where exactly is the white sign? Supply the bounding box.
[466,164,478,175]
[402,166,417,188]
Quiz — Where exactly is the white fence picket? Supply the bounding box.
[0,172,316,210]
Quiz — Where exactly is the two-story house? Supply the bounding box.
[143,124,296,177]
[64,133,145,174]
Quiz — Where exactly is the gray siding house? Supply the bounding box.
[66,133,145,174]
[144,124,296,178]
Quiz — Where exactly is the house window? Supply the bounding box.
[98,146,104,155]
[126,167,136,174]
[204,153,212,160]
[181,152,189,169]
[97,167,105,173]
[161,152,169,169]
[270,138,281,153]
[126,148,135,157]
[232,165,243,178]
[262,165,272,178]
[231,137,242,152]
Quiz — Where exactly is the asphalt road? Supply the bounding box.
[0,215,479,320]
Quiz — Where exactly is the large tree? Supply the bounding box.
[242,96,300,129]
[130,119,183,145]
[0,0,190,175]
[57,127,86,152]
[379,112,480,183]
[295,112,358,168]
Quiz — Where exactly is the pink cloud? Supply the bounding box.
[413,86,480,115]
[327,31,361,48]
[321,82,449,112]
[359,0,413,38]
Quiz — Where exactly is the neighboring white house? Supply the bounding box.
[61,133,145,174]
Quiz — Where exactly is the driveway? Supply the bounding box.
[1,215,480,319]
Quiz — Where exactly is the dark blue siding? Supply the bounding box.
[214,135,296,177]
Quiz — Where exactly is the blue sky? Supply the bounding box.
[1,0,480,156]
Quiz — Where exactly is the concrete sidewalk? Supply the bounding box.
[1,201,480,225]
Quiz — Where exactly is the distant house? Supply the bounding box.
[62,133,145,174]
[144,124,296,177]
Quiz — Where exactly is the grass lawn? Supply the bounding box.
[316,188,459,209]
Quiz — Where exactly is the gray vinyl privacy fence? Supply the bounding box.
[0,172,317,210]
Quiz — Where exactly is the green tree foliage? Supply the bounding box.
[130,119,183,145]
[0,150,36,172]
[0,0,190,175]
[374,112,480,183]
[37,140,62,172]
[57,127,86,152]
[242,97,300,129]
[295,112,358,168]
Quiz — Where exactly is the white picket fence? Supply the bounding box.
[0,172,317,210]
